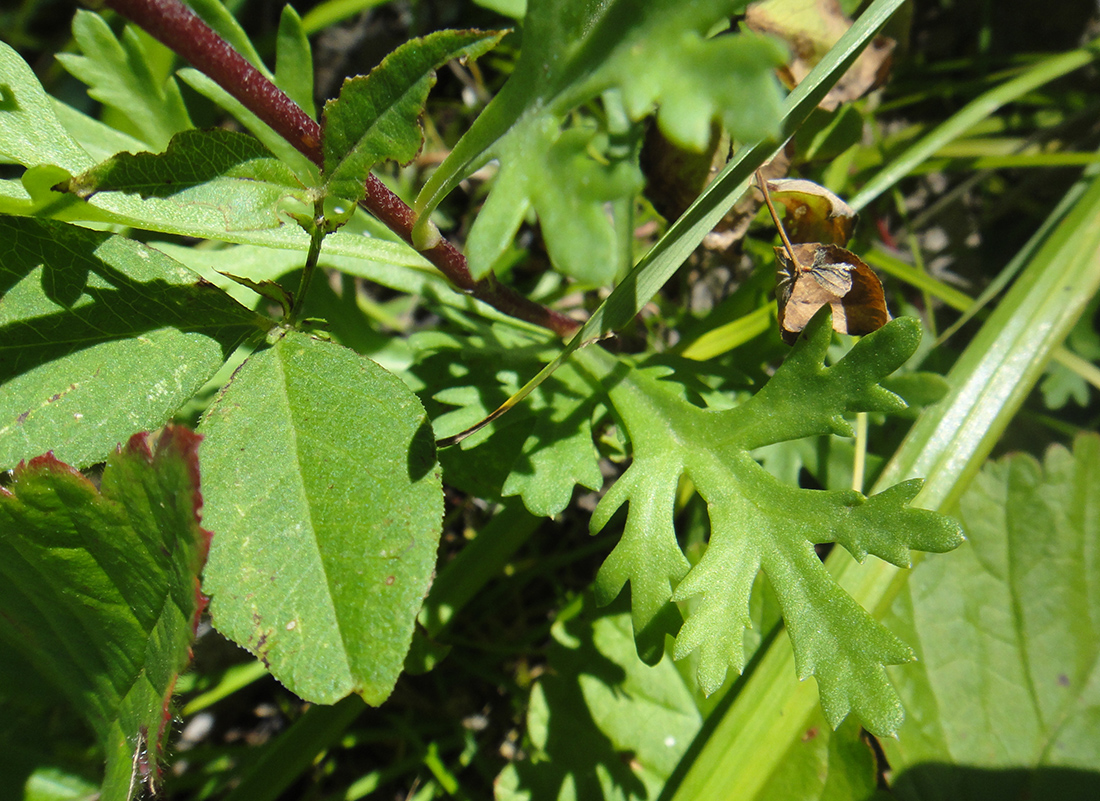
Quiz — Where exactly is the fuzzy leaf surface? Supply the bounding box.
[496,594,702,801]
[415,0,786,280]
[198,330,442,705]
[54,10,191,150]
[590,313,964,734]
[322,29,502,205]
[0,427,211,800]
[881,434,1100,798]
[62,129,308,231]
[410,322,604,517]
[0,216,267,470]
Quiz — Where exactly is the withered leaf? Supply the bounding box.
[746,0,895,111]
[767,178,857,246]
[775,242,890,344]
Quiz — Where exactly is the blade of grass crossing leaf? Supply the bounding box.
[669,155,1100,801]
[574,0,907,342]
[443,0,908,443]
[849,41,1100,211]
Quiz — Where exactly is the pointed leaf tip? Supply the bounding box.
[322,28,504,204]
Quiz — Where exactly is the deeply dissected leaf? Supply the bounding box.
[881,434,1100,799]
[0,216,268,471]
[589,313,963,734]
[198,329,442,705]
[321,29,503,205]
[55,10,192,150]
[496,594,702,801]
[60,129,309,231]
[411,323,604,517]
[415,0,786,280]
[0,426,211,800]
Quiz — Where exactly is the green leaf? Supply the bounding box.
[0,426,211,800]
[495,593,702,801]
[748,714,878,801]
[52,99,149,163]
[670,139,1100,801]
[0,41,94,173]
[415,0,786,279]
[198,329,442,705]
[588,313,964,733]
[62,129,309,232]
[0,216,268,470]
[275,5,317,121]
[881,434,1100,799]
[321,28,503,205]
[187,0,274,82]
[411,322,604,517]
[55,11,192,151]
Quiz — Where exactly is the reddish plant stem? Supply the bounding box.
[102,0,581,338]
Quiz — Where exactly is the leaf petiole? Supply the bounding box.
[288,199,326,325]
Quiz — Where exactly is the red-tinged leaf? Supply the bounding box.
[0,425,211,800]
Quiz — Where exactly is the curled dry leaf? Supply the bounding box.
[746,0,895,111]
[766,177,857,246]
[775,242,891,344]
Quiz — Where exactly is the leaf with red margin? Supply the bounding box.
[0,425,210,801]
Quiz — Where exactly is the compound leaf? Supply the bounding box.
[198,329,442,705]
[55,10,191,151]
[591,312,964,734]
[411,322,604,517]
[0,426,211,801]
[415,0,786,280]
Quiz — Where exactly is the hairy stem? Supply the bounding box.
[102,0,581,338]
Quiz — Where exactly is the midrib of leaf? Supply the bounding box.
[670,153,1100,801]
[273,341,353,678]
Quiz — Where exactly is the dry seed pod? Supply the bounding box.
[775,243,890,344]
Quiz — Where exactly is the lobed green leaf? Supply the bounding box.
[412,322,604,517]
[589,314,963,731]
[496,594,702,801]
[415,0,785,281]
[55,11,191,151]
